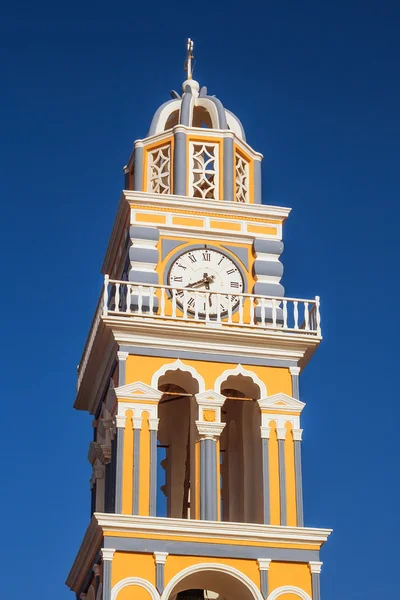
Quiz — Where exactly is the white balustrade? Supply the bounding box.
[99,278,321,335]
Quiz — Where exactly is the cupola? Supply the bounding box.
[124,39,263,203]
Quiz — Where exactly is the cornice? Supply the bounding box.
[93,513,332,546]
[66,516,102,592]
[124,190,291,221]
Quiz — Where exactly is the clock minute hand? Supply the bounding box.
[186,276,210,289]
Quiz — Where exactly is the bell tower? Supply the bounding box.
[67,40,331,600]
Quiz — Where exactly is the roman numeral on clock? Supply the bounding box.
[172,276,183,282]
[230,281,240,288]
[226,268,237,275]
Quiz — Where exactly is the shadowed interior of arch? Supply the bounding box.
[167,569,258,600]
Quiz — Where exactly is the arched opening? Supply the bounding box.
[192,106,213,128]
[156,368,200,519]
[219,374,263,523]
[165,109,179,130]
[163,564,263,600]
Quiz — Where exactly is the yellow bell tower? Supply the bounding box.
[67,40,331,600]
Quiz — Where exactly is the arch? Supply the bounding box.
[194,98,220,129]
[148,99,182,136]
[214,364,267,398]
[111,577,160,600]
[226,109,246,141]
[161,563,264,600]
[151,359,205,392]
[267,586,312,600]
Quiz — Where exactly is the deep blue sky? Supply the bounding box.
[1,1,399,598]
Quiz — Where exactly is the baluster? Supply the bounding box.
[227,296,232,323]
[216,294,221,323]
[293,301,299,329]
[249,296,254,325]
[115,283,120,313]
[272,298,277,327]
[172,289,177,318]
[282,300,288,328]
[194,292,199,320]
[103,275,109,317]
[261,299,266,326]
[138,286,143,315]
[315,295,321,335]
[238,296,244,324]
[205,292,210,321]
[149,287,154,314]
[183,289,188,319]
[126,284,131,314]
[304,302,310,330]
[161,288,166,317]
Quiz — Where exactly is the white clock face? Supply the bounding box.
[168,247,244,317]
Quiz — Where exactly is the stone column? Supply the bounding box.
[293,428,304,527]
[114,415,126,514]
[133,141,144,191]
[254,156,263,204]
[117,351,128,386]
[132,416,142,515]
[289,366,301,399]
[260,426,271,524]
[223,136,234,201]
[174,127,187,195]
[149,417,160,517]
[276,427,287,526]
[257,559,271,599]
[101,548,115,600]
[309,561,323,600]
[197,422,225,521]
[154,552,168,594]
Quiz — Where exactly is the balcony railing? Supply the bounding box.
[77,276,321,391]
[103,276,321,333]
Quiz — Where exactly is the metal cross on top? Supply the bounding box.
[184,38,194,80]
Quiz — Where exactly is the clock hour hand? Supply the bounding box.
[186,275,215,289]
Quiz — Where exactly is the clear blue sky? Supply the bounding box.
[1,1,399,598]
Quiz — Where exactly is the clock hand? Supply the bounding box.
[186,275,215,289]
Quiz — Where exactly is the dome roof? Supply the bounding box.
[148,78,246,141]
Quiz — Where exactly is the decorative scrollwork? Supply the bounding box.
[235,154,249,202]
[190,142,218,199]
[149,144,171,194]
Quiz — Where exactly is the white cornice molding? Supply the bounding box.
[93,513,332,545]
[309,561,323,574]
[114,381,163,401]
[124,190,291,221]
[258,393,306,413]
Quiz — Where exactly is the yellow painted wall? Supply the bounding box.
[117,586,153,600]
[112,552,155,587]
[269,562,312,597]
[164,555,259,587]
[125,355,292,397]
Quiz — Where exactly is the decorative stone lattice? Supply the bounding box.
[235,154,249,202]
[149,144,171,194]
[190,142,219,199]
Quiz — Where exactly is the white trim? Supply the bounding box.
[276,428,287,441]
[196,421,226,439]
[117,351,129,362]
[94,513,332,545]
[214,364,267,398]
[292,428,303,441]
[289,366,301,376]
[160,562,264,600]
[257,393,305,413]
[111,577,160,600]
[267,586,312,600]
[101,548,115,561]
[309,561,323,574]
[154,551,169,564]
[115,415,127,428]
[257,559,272,571]
[149,99,181,135]
[151,358,206,392]
[115,381,163,401]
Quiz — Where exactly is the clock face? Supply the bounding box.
[168,247,244,317]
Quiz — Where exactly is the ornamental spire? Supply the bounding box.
[184,38,194,80]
